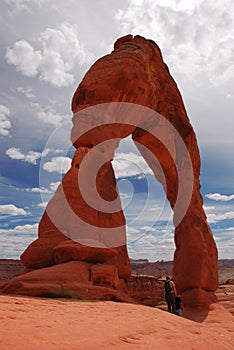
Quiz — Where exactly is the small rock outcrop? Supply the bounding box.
[226,279,234,285]
[0,35,218,315]
[126,275,163,306]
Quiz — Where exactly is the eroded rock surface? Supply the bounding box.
[71,34,218,311]
[0,35,218,315]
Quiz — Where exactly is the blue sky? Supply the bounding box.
[0,0,233,261]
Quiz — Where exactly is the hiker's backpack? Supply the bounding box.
[164,280,172,293]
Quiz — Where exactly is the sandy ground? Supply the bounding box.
[216,284,234,316]
[0,295,233,350]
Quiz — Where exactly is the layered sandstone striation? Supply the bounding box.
[0,35,218,317]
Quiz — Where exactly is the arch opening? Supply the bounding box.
[112,135,175,262]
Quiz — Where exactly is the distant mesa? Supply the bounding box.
[0,35,219,318]
[130,258,149,263]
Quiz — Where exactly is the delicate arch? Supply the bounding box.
[20,35,218,314]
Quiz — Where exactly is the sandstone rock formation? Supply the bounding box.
[216,284,234,316]
[71,34,218,311]
[125,275,163,306]
[226,279,234,285]
[0,35,218,316]
[0,259,24,283]
[0,262,163,306]
[0,261,133,302]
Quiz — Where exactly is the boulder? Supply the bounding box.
[21,232,67,269]
[53,240,117,264]
[226,279,234,285]
[0,261,134,303]
[125,274,162,306]
[90,264,119,288]
[0,261,90,296]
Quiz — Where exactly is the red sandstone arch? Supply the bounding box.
[3,35,218,315]
[70,34,218,310]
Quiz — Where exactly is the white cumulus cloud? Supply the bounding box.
[4,0,47,15]
[6,147,41,165]
[26,182,60,199]
[0,104,11,136]
[207,211,234,224]
[5,23,92,87]
[0,204,28,216]
[26,187,51,194]
[6,146,66,165]
[5,40,42,76]
[49,181,60,192]
[41,148,64,157]
[15,86,35,99]
[205,193,234,202]
[37,202,48,209]
[115,0,234,85]
[112,152,153,178]
[31,102,69,126]
[0,223,38,234]
[43,156,71,173]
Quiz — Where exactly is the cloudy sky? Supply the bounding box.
[0,0,233,262]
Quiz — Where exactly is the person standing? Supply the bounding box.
[164,276,177,314]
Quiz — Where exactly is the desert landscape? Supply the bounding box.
[1,13,234,350]
[0,258,233,349]
[1,259,234,313]
[0,294,233,350]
